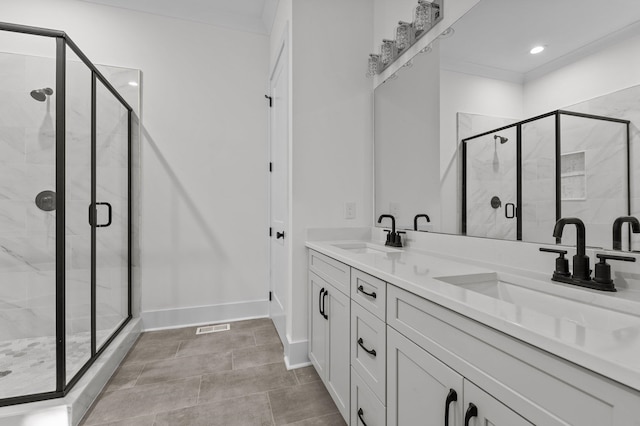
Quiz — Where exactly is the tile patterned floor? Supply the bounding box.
[80,318,346,426]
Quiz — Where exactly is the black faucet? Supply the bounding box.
[553,217,590,280]
[414,214,430,231]
[612,216,640,250]
[378,214,402,247]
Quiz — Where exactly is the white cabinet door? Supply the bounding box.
[463,380,533,426]
[309,271,327,378]
[387,327,463,426]
[326,284,351,421]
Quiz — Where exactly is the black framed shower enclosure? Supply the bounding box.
[461,109,631,242]
[0,22,133,407]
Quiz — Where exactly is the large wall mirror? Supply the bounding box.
[374,0,640,251]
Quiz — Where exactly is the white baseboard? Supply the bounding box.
[141,300,269,331]
[284,338,310,369]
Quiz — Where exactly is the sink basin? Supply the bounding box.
[434,272,640,334]
[331,242,401,255]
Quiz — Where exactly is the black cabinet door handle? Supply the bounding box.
[322,289,328,320]
[357,285,377,299]
[357,408,368,426]
[357,337,376,356]
[445,388,458,426]
[464,403,478,426]
[276,231,285,239]
[319,288,325,317]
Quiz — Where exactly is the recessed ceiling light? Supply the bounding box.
[128,81,138,87]
[530,46,545,55]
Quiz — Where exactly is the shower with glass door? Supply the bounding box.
[0,22,132,406]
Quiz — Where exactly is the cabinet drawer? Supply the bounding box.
[351,367,385,426]
[351,268,386,321]
[308,250,350,295]
[351,301,386,404]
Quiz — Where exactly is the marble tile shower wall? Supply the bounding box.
[460,102,630,250]
[567,84,640,251]
[458,113,518,240]
[0,52,129,342]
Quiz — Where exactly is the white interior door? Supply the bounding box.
[269,42,289,339]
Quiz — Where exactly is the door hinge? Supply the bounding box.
[269,162,273,172]
[269,291,272,301]
[265,95,272,107]
[269,227,273,237]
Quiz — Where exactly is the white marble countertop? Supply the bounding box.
[306,239,640,393]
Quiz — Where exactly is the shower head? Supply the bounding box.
[494,135,508,144]
[30,87,53,102]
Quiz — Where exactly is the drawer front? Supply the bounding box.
[308,250,350,295]
[351,367,385,426]
[351,268,386,321]
[351,300,386,403]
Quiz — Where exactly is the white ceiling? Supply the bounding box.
[440,0,640,83]
[79,0,278,35]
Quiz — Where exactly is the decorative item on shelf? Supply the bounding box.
[396,21,414,51]
[381,39,397,66]
[367,54,381,77]
[366,0,443,78]
[414,0,434,35]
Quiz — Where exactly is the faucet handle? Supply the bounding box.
[594,253,636,289]
[539,247,570,278]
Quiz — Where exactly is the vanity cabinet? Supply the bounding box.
[387,327,532,426]
[308,248,640,426]
[308,253,350,421]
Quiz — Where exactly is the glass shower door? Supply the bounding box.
[465,127,518,240]
[95,81,129,350]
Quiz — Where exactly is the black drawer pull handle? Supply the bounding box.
[357,285,377,299]
[357,408,368,426]
[464,403,478,426]
[319,288,325,317]
[357,338,376,356]
[445,388,458,426]
[322,289,328,320]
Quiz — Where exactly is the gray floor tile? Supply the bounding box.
[230,318,274,330]
[136,351,232,385]
[199,362,296,403]
[176,328,256,358]
[103,363,145,393]
[121,340,179,365]
[293,366,321,385]
[283,413,346,426]
[254,324,281,346]
[82,377,200,424]
[136,326,199,344]
[268,381,340,426]
[81,415,156,426]
[155,393,274,426]
[233,343,284,370]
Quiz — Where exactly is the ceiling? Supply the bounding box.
[79,0,278,35]
[439,0,640,83]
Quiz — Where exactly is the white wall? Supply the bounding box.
[0,0,270,329]
[524,32,640,116]
[267,0,373,354]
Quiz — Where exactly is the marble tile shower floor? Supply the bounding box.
[0,330,110,399]
[80,318,346,426]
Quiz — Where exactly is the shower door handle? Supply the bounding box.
[505,203,517,219]
[88,202,113,227]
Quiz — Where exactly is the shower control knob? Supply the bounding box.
[276,231,285,239]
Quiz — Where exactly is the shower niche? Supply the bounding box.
[462,109,629,249]
[0,23,137,407]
